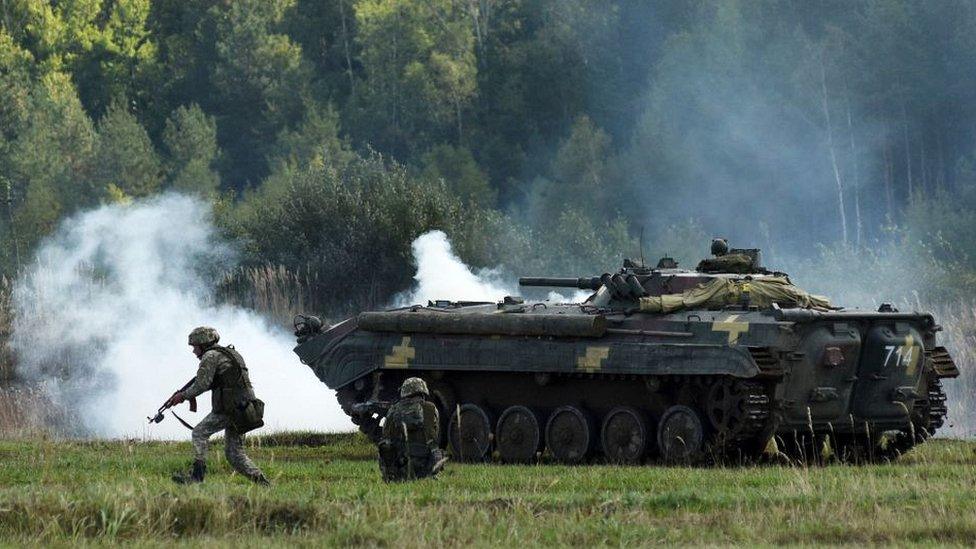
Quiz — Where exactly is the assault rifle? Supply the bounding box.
[350,400,392,417]
[147,377,198,429]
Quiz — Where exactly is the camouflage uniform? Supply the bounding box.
[378,378,444,482]
[182,348,265,481]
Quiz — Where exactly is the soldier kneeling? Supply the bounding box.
[377,377,447,482]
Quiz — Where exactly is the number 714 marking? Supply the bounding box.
[883,344,916,369]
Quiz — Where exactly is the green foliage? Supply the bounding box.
[283,0,356,101]
[0,0,158,116]
[210,0,310,185]
[228,153,483,312]
[145,0,311,186]
[785,234,976,308]
[161,103,219,196]
[0,31,33,144]
[3,0,976,303]
[5,70,96,256]
[648,220,711,268]
[528,115,614,227]
[267,102,351,171]
[904,187,976,269]
[91,101,161,198]
[351,0,477,154]
[552,116,612,195]
[420,144,494,208]
[12,177,61,245]
[537,209,635,275]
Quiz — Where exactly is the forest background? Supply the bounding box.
[2,0,976,392]
[4,8,976,544]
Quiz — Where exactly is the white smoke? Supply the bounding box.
[11,194,352,439]
[547,290,595,304]
[395,230,514,305]
[394,230,593,306]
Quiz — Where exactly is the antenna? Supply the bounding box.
[639,226,646,267]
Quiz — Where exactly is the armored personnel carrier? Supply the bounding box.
[293,240,958,464]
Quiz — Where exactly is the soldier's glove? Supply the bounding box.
[165,391,186,408]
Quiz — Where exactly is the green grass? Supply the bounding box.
[2,433,976,546]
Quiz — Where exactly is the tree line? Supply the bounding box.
[2,0,976,312]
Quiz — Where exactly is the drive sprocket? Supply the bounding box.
[704,378,772,459]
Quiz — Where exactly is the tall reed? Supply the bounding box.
[217,263,379,327]
[0,276,12,384]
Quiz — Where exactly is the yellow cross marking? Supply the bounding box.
[384,336,415,368]
[904,333,920,377]
[712,314,749,346]
[577,347,610,373]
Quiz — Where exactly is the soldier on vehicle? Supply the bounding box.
[711,237,729,256]
[377,377,446,482]
[167,326,269,485]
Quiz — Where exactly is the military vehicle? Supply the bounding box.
[293,240,958,464]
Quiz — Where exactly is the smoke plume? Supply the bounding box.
[394,230,513,305]
[394,230,591,306]
[11,194,351,438]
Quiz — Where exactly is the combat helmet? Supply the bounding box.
[400,377,429,398]
[188,326,220,348]
[710,237,729,256]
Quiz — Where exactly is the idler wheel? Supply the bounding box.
[545,405,595,464]
[447,404,493,462]
[496,405,542,463]
[657,405,705,464]
[601,406,649,464]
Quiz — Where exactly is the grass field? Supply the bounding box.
[2,433,976,546]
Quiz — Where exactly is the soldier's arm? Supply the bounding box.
[423,401,439,442]
[381,404,398,439]
[181,352,219,399]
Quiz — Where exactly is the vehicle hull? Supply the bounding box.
[295,304,957,464]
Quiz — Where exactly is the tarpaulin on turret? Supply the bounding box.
[695,253,756,274]
[639,276,832,313]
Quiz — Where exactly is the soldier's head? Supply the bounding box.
[400,377,429,399]
[711,238,729,257]
[188,326,220,358]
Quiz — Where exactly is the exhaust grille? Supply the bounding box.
[748,347,784,376]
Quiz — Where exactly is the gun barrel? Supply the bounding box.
[518,277,601,290]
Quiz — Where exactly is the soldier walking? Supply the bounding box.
[168,326,269,485]
[377,377,447,482]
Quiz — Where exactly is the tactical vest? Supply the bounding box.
[380,397,439,480]
[208,345,256,414]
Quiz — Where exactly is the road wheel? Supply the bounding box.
[657,405,705,464]
[496,405,543,463]
[447,403,493,462]
[545,405,594,464]
[601,406,649,464]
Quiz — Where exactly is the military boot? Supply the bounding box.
[172,460,206,484]
[430,455,449,477]
[247,472,271,486]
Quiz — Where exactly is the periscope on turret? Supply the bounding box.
[291,240,958,465]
